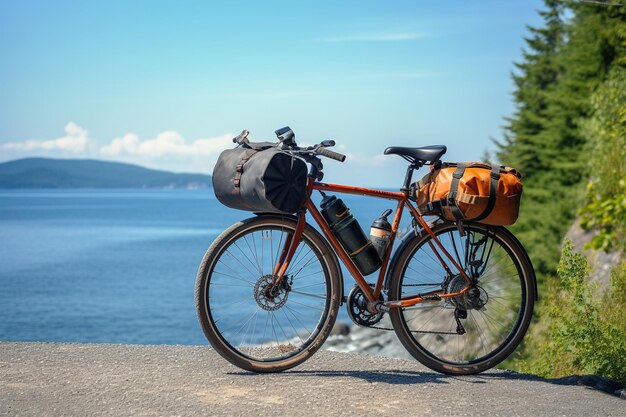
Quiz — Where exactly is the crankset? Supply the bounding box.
[346,285,384,327]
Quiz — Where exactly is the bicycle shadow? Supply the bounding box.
[285,369,451,385]
[227,368,622,395]
[228,368,475,386]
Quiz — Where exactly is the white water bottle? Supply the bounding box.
[370,209,392,258]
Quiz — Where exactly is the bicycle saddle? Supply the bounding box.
[384,145,447,164]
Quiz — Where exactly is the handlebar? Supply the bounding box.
[316,146,346,162]
[232,128,346,163]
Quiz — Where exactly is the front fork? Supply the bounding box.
[271,209,307,285]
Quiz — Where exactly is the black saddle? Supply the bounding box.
[384,145,447,164]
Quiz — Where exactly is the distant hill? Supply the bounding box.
[0,158,211,189]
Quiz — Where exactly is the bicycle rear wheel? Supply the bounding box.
[195,215,341,372]
[389,222,535,375]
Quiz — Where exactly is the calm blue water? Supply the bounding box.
[0,189,398,345]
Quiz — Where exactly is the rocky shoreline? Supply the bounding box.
[325,318,413,361]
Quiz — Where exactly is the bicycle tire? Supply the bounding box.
[389,222,535,375]
[195,214,342,373]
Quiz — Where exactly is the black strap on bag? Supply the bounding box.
[233,149,258,210]
[445,163,501,222]
[447,163,467,220]
[473,164,501,222]
[232,141,276,191]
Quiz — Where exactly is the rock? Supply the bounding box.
[325,317,414,360]
[564,217,622,294]
[330,322,351,336]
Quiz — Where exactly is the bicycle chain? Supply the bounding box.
[401,283,442,287]
[366,324,460,335]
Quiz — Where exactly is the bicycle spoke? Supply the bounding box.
[233,241,263,275]
[289,290,327,300]
[223,249,259,281]
[392,223,533,372]
[212,268,255,286]
[199,220,335,364]
[287,298,325,311]
[292,270,324,280]
[281,308,304,345]
[243,233,262,275]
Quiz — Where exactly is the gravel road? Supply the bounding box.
[1,342,623,416]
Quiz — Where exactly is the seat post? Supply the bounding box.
[401,162,420,192]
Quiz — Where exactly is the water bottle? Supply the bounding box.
[370,209,392,258]
[320,195,381,275]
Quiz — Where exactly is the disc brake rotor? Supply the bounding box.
[254,274,291,311]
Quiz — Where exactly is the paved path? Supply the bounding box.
[0,342,623,416]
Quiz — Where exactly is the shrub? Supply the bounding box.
[523,240,626,384]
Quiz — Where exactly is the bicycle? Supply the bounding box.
[195,128,536,375]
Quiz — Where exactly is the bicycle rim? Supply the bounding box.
[196,217,339,370]
[390,222,534,374]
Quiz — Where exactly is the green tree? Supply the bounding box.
[497,1,626,377]
[497,0,565,177]
[496,0,626,277]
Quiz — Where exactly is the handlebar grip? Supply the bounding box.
[317,147,346,162]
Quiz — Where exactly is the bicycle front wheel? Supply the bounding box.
[389,222,535,375]
[195,215,342,372]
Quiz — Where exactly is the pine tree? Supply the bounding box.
[495,0,567,275]
[498,0,626,374]
[495,0,626,276]
[497,0,564,175]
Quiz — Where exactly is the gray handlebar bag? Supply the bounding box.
[212,145,308,214]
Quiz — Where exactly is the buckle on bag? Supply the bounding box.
[426,200,445,213]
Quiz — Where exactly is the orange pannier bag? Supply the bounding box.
[413,162,523,226]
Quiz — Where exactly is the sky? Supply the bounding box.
[0,0,545,187]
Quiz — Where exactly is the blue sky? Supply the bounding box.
[0,0,544,186]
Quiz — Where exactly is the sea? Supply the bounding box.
[0,189,399,345]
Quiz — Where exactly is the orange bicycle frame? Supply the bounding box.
[273,178,472,310]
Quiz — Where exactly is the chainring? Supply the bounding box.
[346,285,384,327]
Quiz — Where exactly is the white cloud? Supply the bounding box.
[101,131,233,159]
[98,131,234,173]
[0,124,408,185]
[323,32,428,42]
[0,122,89,154]
[0,123,235,174]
